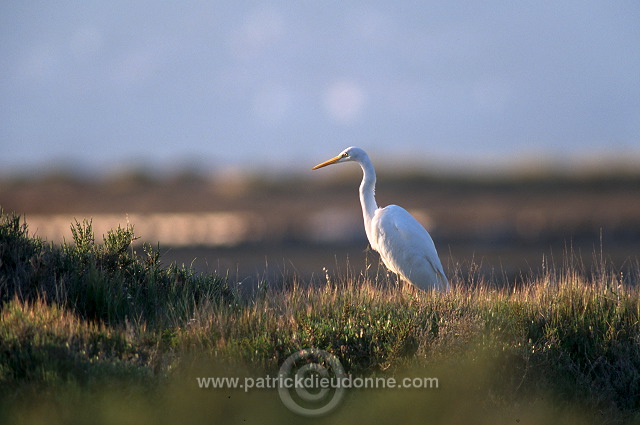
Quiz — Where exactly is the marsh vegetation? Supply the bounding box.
[1,210,639,424]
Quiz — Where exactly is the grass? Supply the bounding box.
[0,211,232,328]
[0,210,639,424]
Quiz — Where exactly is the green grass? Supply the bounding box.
[1,210,639,424]
[0,211,232,328]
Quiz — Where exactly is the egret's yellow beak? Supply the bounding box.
[312,155,342,170]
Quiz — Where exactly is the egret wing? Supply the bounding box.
[371,205,448,291]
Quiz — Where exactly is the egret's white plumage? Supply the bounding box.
[312,147,449,291]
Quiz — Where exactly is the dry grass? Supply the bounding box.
[1,210,639,424]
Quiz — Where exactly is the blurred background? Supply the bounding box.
[1,1,639,286]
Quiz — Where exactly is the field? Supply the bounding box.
[3,168,640,282]
[1,171,640,423]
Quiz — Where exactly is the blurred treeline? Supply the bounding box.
[1,166,639,285]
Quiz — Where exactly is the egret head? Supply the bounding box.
[312,146,367,170]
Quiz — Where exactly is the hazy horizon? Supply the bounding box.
[2,149,639,181]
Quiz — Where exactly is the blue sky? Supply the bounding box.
[1,1,639,176]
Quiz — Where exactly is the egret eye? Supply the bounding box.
[342,152,349,158]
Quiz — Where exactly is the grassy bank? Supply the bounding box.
[1,210,639,424]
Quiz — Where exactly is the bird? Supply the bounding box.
[312,147,449,292]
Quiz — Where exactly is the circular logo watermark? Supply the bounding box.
[277,348,346,417]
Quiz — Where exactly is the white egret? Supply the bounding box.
[312,147,449,292]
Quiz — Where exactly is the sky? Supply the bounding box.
[1,1,639,176]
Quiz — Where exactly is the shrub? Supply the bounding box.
[0,210,232,328]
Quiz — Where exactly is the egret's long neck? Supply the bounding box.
[358,156,378,234]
